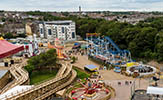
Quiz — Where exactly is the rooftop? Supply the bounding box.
[42,20,73,24]
[85,65,98,70]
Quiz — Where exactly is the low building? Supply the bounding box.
[0,22,5,25]
[39,20,76,41]
[16,28,25,34]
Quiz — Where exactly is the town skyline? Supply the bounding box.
[0,0,163,12]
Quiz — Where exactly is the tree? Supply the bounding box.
[61,12,69,16]
[27,55,41,69]
[24,64,35,76]
[1,18,6,22]
[26,49,58,72]
[156,43,163,62]
[155,31,163,62]
[40,49,58,69]
[71,56,77,64]
[17,34,27,38]
[4,33,14,39]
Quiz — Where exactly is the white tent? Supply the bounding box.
[147,86,163,95]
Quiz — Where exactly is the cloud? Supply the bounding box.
[0,0,163,11]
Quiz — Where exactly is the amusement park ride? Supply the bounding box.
[86,33,132,65]
[85,33,157,77]
[48,38,66,59]
[71,79,109,100]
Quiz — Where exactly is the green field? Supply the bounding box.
[30,70,58,85]
[73,66,90,79]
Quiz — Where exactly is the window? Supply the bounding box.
[72,32,75,38]
[62,27,64,33]
[48,29,52,35]
[40,28,43,34]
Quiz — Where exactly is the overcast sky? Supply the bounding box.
[0,0,163,11]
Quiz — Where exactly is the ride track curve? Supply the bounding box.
[1,59,76,100]
[0,59,29,94]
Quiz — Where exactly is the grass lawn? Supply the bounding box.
[30,70,58,85]
[73,67,90,79]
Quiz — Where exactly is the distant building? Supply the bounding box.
[16,28,25,34]
[25,23,32,35]
[0,22,5,25]
[79,6,82,15]
[79,6,81,12]
[39,20,76,41]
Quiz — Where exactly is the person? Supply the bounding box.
[125,81,129,85]
[104,66,106,70]
[118,82,121,85]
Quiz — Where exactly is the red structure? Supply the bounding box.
[0,38,24,59]
[71,79,109,99]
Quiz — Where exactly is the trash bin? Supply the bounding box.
[10,60,14,64]
[4,62,8,67]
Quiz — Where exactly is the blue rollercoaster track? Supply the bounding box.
[87,36,132,62]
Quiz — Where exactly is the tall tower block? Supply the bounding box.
[79,6,82,15]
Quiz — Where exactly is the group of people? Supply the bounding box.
[118,81,132,86]
[66,48,87,57]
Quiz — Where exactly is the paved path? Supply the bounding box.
[105,79,149,100]
[99,70,134,80]
[0,66,8,70]
[73,55,100,69]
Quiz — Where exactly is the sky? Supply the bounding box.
[0,0,163,12]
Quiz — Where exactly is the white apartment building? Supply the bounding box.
[39,20,76,41]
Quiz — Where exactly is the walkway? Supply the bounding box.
[105,79,149,100]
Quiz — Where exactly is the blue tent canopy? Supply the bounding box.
[115,67,121,69]
[114,67,121,73]
[114,63,120,65]
[84,65,98,71]
[74,43,80,46]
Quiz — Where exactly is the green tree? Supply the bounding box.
[4,33,14,39]
[40,49,58,69]
[27,49,58,71]
[17,34,27,38]
[155,31,163,62]
[27,55,41,69]
[71,56,77,63]
[1,18,6,22]
[24,64,35,76]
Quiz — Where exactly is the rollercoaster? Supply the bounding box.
[86,33,132,65]
[0,60,76,100]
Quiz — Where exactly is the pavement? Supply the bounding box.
[73,55,100,70]
[0,66,9,70]
[105,79,149,100]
